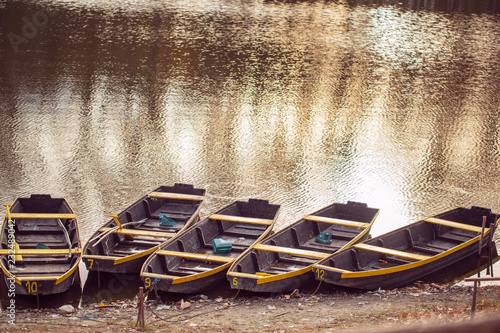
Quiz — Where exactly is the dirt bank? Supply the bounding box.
[2,282,500,332]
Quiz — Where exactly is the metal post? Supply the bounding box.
[471,280,477,320]
[136,287,145,331]
[477,217,486,282]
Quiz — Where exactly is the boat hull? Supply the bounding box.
[315,239,492,290]
[227,201,380,293]
[313,206,499,291]
[141,198,281,294]
[82,184,205,274]
[0,194,82,296]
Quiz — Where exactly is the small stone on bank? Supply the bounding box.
[58,305,75,313]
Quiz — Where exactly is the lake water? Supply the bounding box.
[1,0,500,245]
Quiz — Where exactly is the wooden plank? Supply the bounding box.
[424,217,485,233]
[99,227,175,238]
[354,243,430,261]
[465,277,500,282]
[253,244,329,259]
[9,213,77,220]
[227,271,262,279]
[0,248,81,255]
[210,214,273,225]
[148,192,205,201]
[314,264,352,273]
[156,250,234,263]
[304,215,370,228]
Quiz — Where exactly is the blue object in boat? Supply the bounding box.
[212,238,232,253]
[316,232,333,244]
[159,214,176,227]
[36,242,50,249]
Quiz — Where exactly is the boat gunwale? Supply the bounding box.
[226,203,380,287]
[0,196,82,288]
[314,216,499,280]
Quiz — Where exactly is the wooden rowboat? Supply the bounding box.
[312,206,499,290]
[140,199,280,294]
[82,184,205,274]
[0,194,82,295]
[227,201,380,293]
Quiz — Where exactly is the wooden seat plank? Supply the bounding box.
[156,250,234,263]
[253,244,329,259]
[210,214,273,225]
[354,243,430,261]
[99,227,175,238]
[304,215,370,228]
[0,248,81,256]
[424,217,485,233]
[148,192,205,201]
[10,213,76,220]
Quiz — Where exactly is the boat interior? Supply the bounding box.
[1,195,80,277]
[321,207,497,272]
[144,199,279,277]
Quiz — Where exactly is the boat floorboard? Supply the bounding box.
[173,261,221,274]
[300,238,343,253]
[140,221,184,231]
[279,254,319,266]
[424,240,456,251]
[108,241,158,256]
[439,232,473,243]
[12,263,71,274]
[218,235,255,249]
[262,264,297,275]
[411,245,443,255]
[224,224,268,238]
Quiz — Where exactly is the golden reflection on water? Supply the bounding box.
[0,1,500,240]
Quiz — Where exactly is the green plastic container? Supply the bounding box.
[212,238,232,253]
[316,232,333,244]
[159,214,176,227]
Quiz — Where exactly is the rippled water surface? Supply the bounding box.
[1,0,500,241]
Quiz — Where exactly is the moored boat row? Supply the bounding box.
[1,185,498,298]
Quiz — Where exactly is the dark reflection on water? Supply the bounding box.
[0,0,499,246]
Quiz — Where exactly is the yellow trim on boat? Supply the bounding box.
[256,266,311,284]
[56,261,80,284]
[210,214,273,225]
[141,272,179,280]
[148,192,205,201]
[424,217,486,233]
[354,244,430,261]
[156,250,235,263]
[341,236,480,279]
[82,254,121,261]
[314,264,352,273]
[253,244,329,259]
[171,262,230,285]
[0,262,79,286]
[304,215,371,228]
[0,248,81,256]
[9,213,77,220]
[227,271,261,280]
[98,227,175,238]
[227,266,313,284]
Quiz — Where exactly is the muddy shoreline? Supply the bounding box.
[2,281,500,332]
